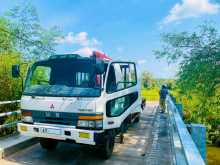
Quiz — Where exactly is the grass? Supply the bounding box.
[207,145,220,165]
[141,88,159,101]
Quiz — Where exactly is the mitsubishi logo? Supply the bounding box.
[50,104,55,110]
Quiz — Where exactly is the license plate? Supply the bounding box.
[46,128,61,135]
[20,125,28,132]
[79,132,90,139]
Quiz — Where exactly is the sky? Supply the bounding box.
[1,0,220,78]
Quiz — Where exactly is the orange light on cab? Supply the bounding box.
[79,115,103,120]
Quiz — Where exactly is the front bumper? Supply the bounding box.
[17,122,104,145]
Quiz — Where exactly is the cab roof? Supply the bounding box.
[35,54,109,65]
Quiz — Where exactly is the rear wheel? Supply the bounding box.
[99,132,115,159]
[39,138,58,150]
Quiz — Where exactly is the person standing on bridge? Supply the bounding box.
[159,85,168,113]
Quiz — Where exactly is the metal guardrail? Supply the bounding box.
[0,100,21,130]
[0,110,21,118]
[167,96,205,165]
[0,100,20,105]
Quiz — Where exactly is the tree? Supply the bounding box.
[141,71,155,88]
[4,2,61,60]
[155,23,220,98]
[0,2,62,136]
[0,2,62,101]
[0,17,14,54]
[154,22,220,145]
[0,16,22,101]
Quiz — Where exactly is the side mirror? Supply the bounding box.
[12,64,20,78]
[95,60,105,74]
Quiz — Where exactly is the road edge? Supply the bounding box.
[0,135,38,159]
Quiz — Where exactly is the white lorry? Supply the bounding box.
[12,52,142,158]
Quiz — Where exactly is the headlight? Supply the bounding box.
[88,121,95,128]
[77,120,103,130]
[78,120,89,127]
[77,114,103,130]
[22,116,33,123]
[21,110,33,123]
[96,120,103,128]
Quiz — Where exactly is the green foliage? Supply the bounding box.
[141,71,176,89]
[155,22,220,146]
[141,71,155,88]
[4,2,61,60]
[155,23,220,96]
[0,54,22,101]
[0,2,62,136]
[0,17,14,53]
[141,88,159,101]
[141,71,176,101]
[0,2,62,103]
[0,53,23,136]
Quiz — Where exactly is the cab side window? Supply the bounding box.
[106,65,117,92]
[106,62,137,93]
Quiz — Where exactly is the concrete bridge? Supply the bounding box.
[0,97,206,165]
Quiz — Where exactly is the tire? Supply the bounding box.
[39,138,58,150]
[119,122,127,144]
[134,113,140,123]
[124,118,130,131]
[99,133,115,159]
[121,122,128,133]
[119,133,124,144]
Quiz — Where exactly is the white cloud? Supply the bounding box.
[55,32,101,47]
[72,47,96,56]
[55,31,102,56]
[137,59,146,65]
[163,0,220,25]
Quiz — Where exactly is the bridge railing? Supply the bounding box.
[0,100,21,130]
[167,96,206,165]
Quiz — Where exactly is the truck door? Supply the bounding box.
[104,62,139,129]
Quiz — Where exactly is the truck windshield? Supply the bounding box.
[23,58,102,97]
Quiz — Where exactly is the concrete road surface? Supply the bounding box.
[0,103,172,165]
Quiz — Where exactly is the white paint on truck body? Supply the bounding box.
[21,96,96,113]
[18,58,142,146]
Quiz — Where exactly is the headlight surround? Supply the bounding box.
[21,110,33,124]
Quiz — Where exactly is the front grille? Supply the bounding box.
[22,110,78,126]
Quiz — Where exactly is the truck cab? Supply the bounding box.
[13,53,142,159]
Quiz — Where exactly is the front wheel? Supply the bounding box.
[99,133,115,159]
[39,138,58,150]
[134,113,140,123]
